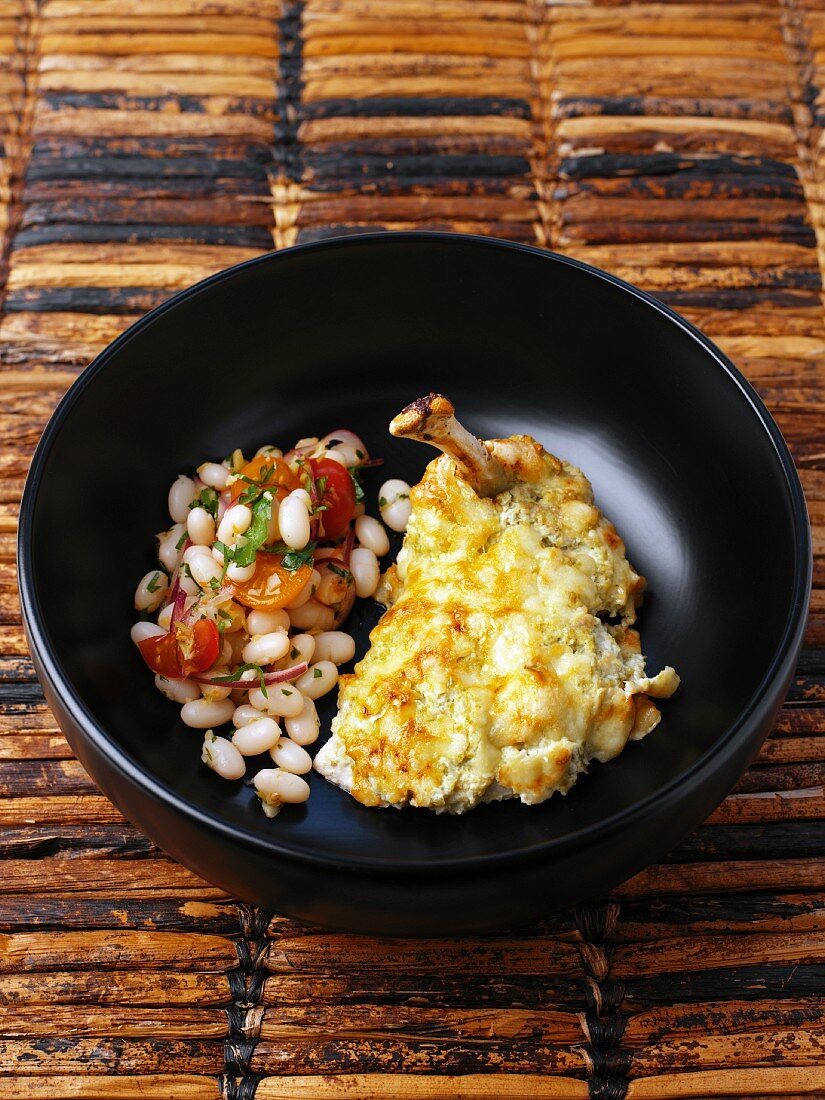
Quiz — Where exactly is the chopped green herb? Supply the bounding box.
[146,572,163,593]
[175,531,189,550]
[210,662,269,697]
[328,563,353,582]
[281,689,293,696]
[349,466,365,503]
[313,668,323,679]
[290,647,300,660]
[315,475,328,500]
[208,576,221,592]
[378,496,388,509]
[216,609,233,634]
[190,487,219,518]
[355,449,364,460]
[326,439,342,449]
[221,494,272,570]
[397,493,410,501]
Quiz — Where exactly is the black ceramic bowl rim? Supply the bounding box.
[18,231,812,875]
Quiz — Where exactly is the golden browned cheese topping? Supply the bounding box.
[314,436,679,813]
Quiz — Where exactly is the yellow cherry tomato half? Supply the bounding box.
[231,554,313,610]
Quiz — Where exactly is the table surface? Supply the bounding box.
[1,1,824,1098]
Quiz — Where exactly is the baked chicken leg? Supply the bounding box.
[314,397,679,813]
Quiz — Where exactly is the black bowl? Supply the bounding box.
[18,233,810,934]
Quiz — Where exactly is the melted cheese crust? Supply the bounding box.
[314,436,679,813]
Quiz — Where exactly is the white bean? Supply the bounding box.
[350,547,380,598]
[179,570,201,597]
[186,551,222,588]
[156,603,173,630]
[254,768,310,803]
[131,621,166,645]
[199,667,233,702]
[155,674,200,704]
[158,524,185,571]
[256,444,282,458]
[217,503,252,545]
[232,716,281,756]
[233,703,263,727]
[318,430,366,467]
[295,660,338,700]
[284,569,320,610]
[249,683,305,718]
[379,479,412,532]
[135,570,168,612]
[312,631,356,665]
[219,601,246,634]
[355,514,390,556]
[246,609,290,636]
[181,698,235,729]
[270,738,312,775]
[242,631,290,666]
[279,493,311,550]
[169,475,197,524]
[285,633,315,666]
[288,599,334,632]
[227,561,256,584]
[197,462,229,490]
[202,734,246,780]
[284,695,321,746]
[323,448,348,467]
[187,506,215,546]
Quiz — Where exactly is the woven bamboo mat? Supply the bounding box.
[1,1,824,1097]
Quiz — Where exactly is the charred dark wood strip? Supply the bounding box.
[662,822,825,862]
[0,760,98,797]
[5,287,172,313]
[0,1037,225,1075]
[250,1037,584,1075]
[23,179,272,202]
[302,135,534,158]
[558,220,817,246]
[303,153,532,181]
[0,896,239,935]
[0,824,157,860]
[559,153,800,181]
[557,175,805,201]
[30,137,274,162]
[13,224,275,250]
[41,93,276,117]
[298,176,535,197]
[275,0,305,184]
[618,891,825,932]
[26,157,269,182]
[622,965,825,1007]
[0,684,45,705]
[656,288,822,308]
[554,95,795,124]
[298,96,534,120]
[20,199,273,228]
[733,763,825,793]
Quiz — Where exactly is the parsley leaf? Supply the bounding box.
[146,572,163,593]
[223,494,272,570]
[262,541,316,572]
[313,668,323,679]
[328,563,352,582]
[349,466,365,503]
[190,487,219,518]
[210,662,269,697]
[175,531,189,550]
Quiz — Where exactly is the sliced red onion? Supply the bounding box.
[192,661,308,690]
[357,457,384,468]
[168,576,187,628]
[341,527,355,567]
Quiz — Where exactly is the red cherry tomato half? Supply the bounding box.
[181,618,221,675]
[137,618,220,679]
[310,457,356,540]
[137,630,182,678]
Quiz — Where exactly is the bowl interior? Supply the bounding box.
[24,235,802,869]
